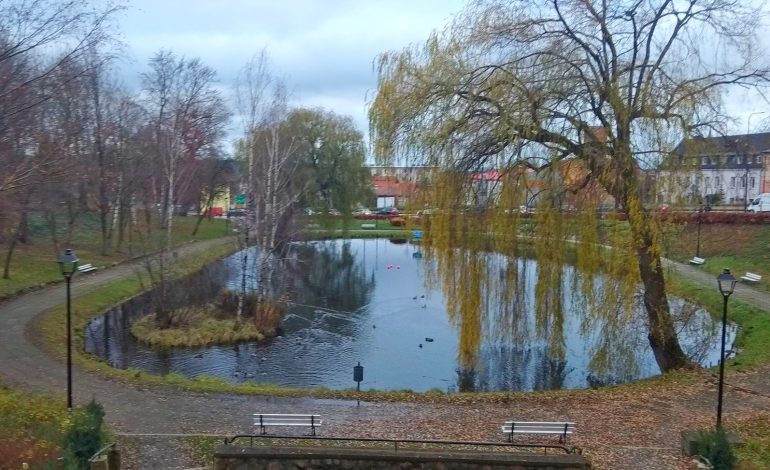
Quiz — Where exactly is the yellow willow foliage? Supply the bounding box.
[418,164,653,372]
[486,257,531,346]
[533,200,566,361]
[420,171,493,369]
[490,172,526,255]
[602,218,640,324]
[573,204,601,319]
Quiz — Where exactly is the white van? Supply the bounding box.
[747,193,770,212]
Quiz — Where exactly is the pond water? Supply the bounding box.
[84,238,736,392]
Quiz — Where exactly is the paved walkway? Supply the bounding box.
[1,244,770,469]
[663,258,770,310]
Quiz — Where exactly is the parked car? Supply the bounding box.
[353,208,372,216]
[747,193,770,212]
[227,209,246,217]
[376,207,399,216]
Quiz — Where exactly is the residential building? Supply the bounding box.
[367,165,434,184]
[662,132,770,206]
[371,175,417,209]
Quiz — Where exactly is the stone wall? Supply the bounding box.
[214,445,590,469]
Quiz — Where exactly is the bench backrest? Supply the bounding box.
[253,414,321,426]
[502,421,575,435]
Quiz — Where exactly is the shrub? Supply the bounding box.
[63,400,105,469]
[695,427,735,470]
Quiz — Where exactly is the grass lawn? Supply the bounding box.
[0,212,229,299]
[0,385,69,468]
[666,223,770,291]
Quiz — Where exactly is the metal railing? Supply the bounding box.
[223,434,579,455]
[88,442,119,469]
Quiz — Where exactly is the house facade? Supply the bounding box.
[661,132,770,207]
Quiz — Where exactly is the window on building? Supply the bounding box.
[715,176,720,187]
[751,177,756,188]
[741,176,746,188]
[705,177,711,187]
[730,177,736,188]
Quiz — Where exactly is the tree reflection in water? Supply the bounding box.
[84,239,733,392]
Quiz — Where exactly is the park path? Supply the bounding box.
[662,258,770,311]
[1,242,770,470]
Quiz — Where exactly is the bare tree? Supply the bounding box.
[370,0,770,372]
[0,0,122,193]
[142,50,228,238]
[234,53,311,321]
[140,50,228,327]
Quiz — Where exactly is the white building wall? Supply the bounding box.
[659,167,763,205]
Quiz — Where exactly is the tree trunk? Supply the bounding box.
[65,202,80,246]
[627,201,690,372]
[237,232,248,322]
[3,211,27,279]
[192,191,217,236]
[45,210,61,257]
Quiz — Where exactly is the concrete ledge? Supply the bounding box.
[214,444,590,469]
[681,430,743,456]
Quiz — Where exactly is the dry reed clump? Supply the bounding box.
[130,292,285,348]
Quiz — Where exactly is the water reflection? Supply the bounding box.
[84,239,736,392]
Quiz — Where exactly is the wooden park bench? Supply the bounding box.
[253,413,322,436]
[688,257,705,265]
[77,264,97,274]
[741,272,762,283]
[501,421,575,443]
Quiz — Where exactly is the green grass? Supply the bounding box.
[668,275,770,372]
[733,417,770,469]
[0,213,229,299]
[0,384,101,469]
[183,435,222,468]
[667,224,770,291]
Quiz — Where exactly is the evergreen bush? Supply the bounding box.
[62,400,105,469]
[695,427,735,470]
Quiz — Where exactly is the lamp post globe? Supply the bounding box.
[715,268,736,429]
[57,249,79,412]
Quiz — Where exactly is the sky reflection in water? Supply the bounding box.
[84,238,735,392]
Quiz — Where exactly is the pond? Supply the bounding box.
[84,238,736,393]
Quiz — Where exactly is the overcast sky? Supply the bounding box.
[117,0,466,153]
[115,0,770,156]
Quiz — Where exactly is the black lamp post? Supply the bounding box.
[716,268,736,428]
[57,249,79,412]
[696,205,703,258]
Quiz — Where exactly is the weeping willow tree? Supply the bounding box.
[370,0,770,373]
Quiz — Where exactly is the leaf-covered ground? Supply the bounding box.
[109,367,770,469]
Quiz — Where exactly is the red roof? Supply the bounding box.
[372,176,416,197]
[471,170,503,181]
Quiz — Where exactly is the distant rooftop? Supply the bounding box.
[676,132,770,156]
